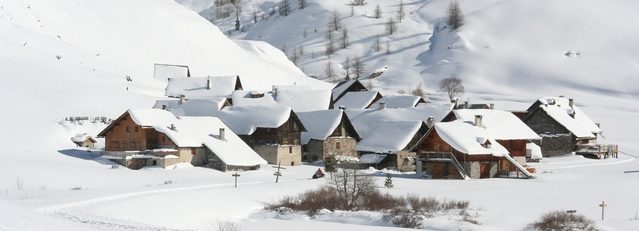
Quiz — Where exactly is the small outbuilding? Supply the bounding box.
[71,133,97,149]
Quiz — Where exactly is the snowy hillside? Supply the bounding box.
[181,0,639,101]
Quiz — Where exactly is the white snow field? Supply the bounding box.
[0,0,639,230]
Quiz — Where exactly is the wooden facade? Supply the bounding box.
[240,111,307,166]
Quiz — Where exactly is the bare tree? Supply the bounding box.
[328,169,376,210]
[325,24,335,55]
[352,56,365,79]
[350,5,355,17]
[216,219,239,231]
[447,0,464,30]
[351,0,367,6]
[330,9,341,31]
[326,58,335,80]
[290,46,299,64]
[373,36,381,52]
[397,0,405,22]
[385,40,391,54]
[386,17,397,34]
[340,27,349,49]
[279,0,291,16]
[298,0,307,9]
[439,75,465,101]
[343,56,352,80]
[234,5,241,31]
[374,5,382,19]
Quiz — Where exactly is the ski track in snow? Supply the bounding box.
[38,178,304,230]
[536,152,638,170]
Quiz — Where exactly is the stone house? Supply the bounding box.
[297,109,361,162]
[97,109,266,171]
[522,97,602,157]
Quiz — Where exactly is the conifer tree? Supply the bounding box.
[384,173,394,188]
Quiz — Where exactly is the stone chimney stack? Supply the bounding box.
[426,116,435,128]
[489,103,495,109]
[170,124,176,131]
[379,101,386,110]
[474,115,483,127]
[464,101,469,109]
[569,98,574,109]
[179,95,185,105]
[206,78,212,90]
[219,128,225,140]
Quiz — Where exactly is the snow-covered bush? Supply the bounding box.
[527,210,600,231]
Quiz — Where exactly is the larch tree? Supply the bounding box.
[352,56,365,79]
[343,56,352,80]
[331,9,341,31]
[325,24,335,55]
[279,0,291,16]
[386,17,397,34]
[340,27,349,49]
[374,5,382,19]
[298,0,307,9]
[447,0,464,30]
[397,0,405,23]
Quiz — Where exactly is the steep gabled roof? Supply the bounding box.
[525,97,601,138]
[434,121,509,156]
[331,79,368,101]
[165,75,242,99]
[153,63,190,83]
[153,98,229,112]
[275,89,331,112]
[297,110,360,145]
[355,120,425,153]
[369,95,427,109]
[334,91,382,109]
[213,105,306,135]
[451,109,541,140]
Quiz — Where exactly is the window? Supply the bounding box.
[289,146,293,153]
[162,136,165,142]
[126,126,130,132]
[152,160,157,166]
[336,142,341,149]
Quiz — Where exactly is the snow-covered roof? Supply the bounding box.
[153,63,189,83]
[128,109,178,127]
[359,154,387,164]
[155,116,266,166]
[275,89,331,112]
[153,98,228,116]
[297,110,344,145]
[356,120,424,153]
[370,95,425,109]
[332,80,366,101]
[346,104,452,128]
[71,133,95,142]
[165,76,239,99]
[452,109,541,140]
[334,91,381,109]
[231,90,278,107]
[434,121,509,156]
[213,105,295,135]
[535,97,601,138]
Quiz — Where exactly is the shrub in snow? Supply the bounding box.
[69,187,82,191]
[391,210,424,228]
[384,174,393,189]
[527,210,600,231]
[216,219,239,231]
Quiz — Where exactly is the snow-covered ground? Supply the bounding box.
[1,0,639,230]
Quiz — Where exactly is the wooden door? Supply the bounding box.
[480,163,491,178]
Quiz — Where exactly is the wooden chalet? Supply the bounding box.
[521,96,615,158]
[71,133,97,149]
[97,109,266,170]
[297,110,361,162]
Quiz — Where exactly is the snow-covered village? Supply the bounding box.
[1,0,639,230]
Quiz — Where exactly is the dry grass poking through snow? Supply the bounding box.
[526,210,601,231]
[266,171,477,229]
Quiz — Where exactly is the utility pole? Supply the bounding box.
[232,172,240,188]
[599,201,607,221]
[273,161,286,183]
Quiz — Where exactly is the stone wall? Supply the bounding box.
[397,151,416,172]
[525,109,577,157]
[539,135,575,157]
[253,145,302,166]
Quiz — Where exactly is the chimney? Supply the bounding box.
[161,105,167,110]
[379,101,386,110]
[426,116,435,128]
[206,78,212,90]
[338,106,346,110]
[452,98,458,108]
[464,101,469,109]
[170,124,176,131]
[474,115,483,127]
[179,95,185,105]
[219,128,226,140]
[569,98,574,109]
[489,103,495,109]
[595,122,600,128]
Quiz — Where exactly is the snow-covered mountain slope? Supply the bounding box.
[0,0,327,190]
[181,0,639,100]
